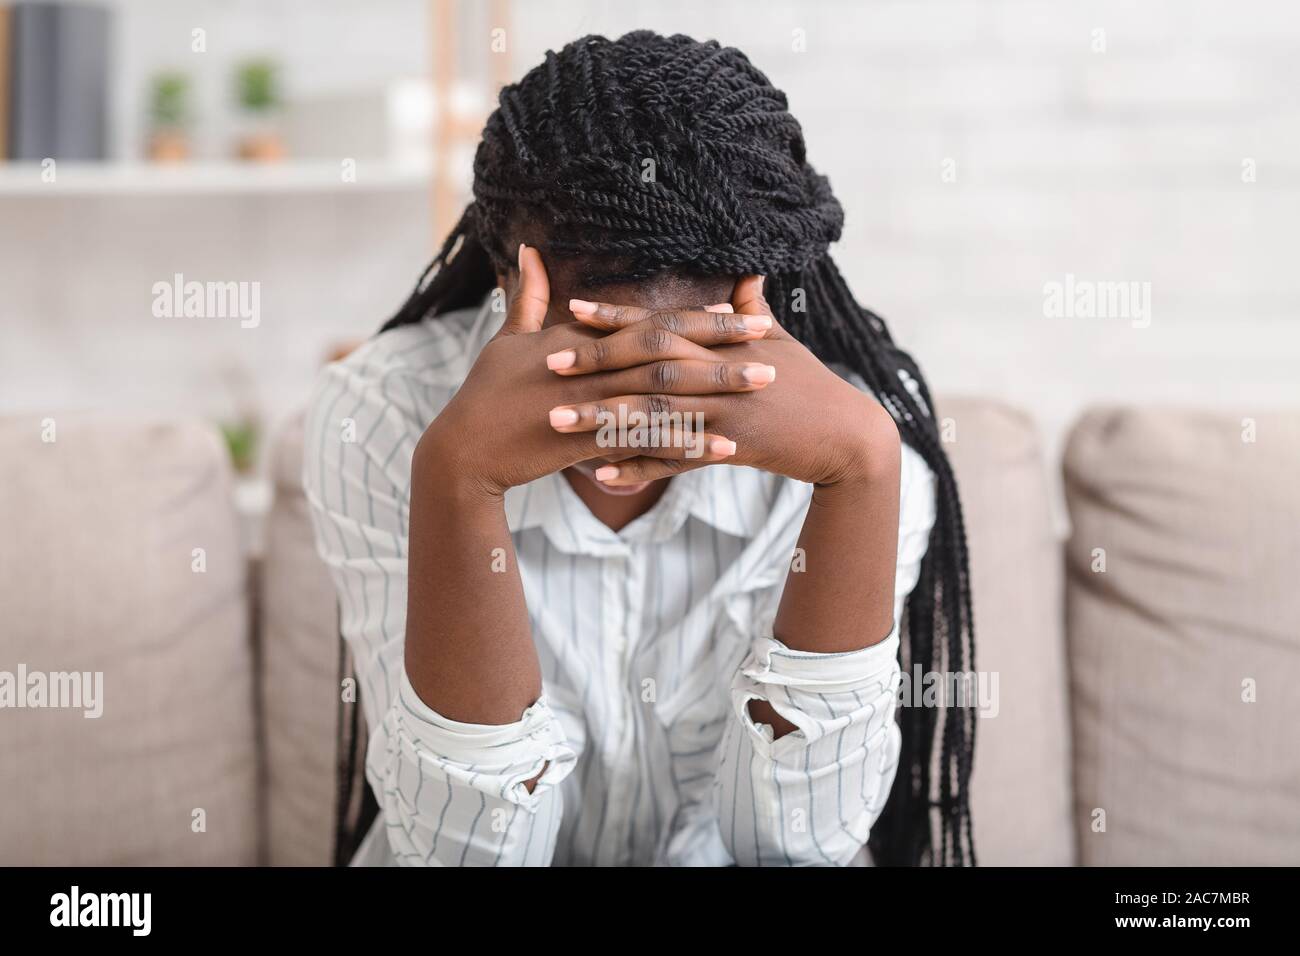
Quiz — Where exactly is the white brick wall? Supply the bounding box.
[504,1,1300,507]
[4,0,1298,516]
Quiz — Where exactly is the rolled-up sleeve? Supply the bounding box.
[713,440,936,867]
[714,632,902,866]
[302,330,577,867]
[380,674,577,866]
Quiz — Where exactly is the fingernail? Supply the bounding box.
[518,243,526,272]
[594,465,620,481]
[742,315,772,333]
[758,275,766,293]
[710,438,737,457]
[569,298,597,316]
[546,349,576,370]
[549,407,580,427]
[704,303,734,313]
[741,364,776,385]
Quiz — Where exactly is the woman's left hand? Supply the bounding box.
[546,275,901,489]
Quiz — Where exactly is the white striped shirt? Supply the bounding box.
[302,299,936,866]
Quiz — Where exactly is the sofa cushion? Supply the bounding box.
[938,398,1075,865]
[1064,407,1300,865]
[261,412,345,866]
[0,415,257,864]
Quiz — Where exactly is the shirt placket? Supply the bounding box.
[596,544,644,865]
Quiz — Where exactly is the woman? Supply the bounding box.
[305,31,974,867]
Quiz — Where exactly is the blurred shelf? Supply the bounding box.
[0,160,431,196]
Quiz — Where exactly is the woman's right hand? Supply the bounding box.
[416,244,775,498]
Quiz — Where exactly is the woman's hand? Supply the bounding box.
[547,275,901,489]
[416,247,776,498]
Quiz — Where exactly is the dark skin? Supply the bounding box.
[407,244,901,787]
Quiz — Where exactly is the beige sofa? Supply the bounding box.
[2,400,1297,866]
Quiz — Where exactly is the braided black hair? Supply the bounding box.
[379,31,976,866]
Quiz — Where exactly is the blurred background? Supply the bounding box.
[4,0,1299,521]
[2,0,1298,867]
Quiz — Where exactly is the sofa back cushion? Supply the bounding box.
[261,412,345,866]
[1064,407,1300,864]
[0,416,257,864]
[940,397,1076,865]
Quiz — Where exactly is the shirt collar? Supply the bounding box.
[503,465,793,556]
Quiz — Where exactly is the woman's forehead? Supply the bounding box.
[555,266,736,312]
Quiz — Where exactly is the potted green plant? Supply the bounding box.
[219,419,259,475]
[147,72,192,161]
[234,58,285,162]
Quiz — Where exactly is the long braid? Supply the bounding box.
[379,31,976,866]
